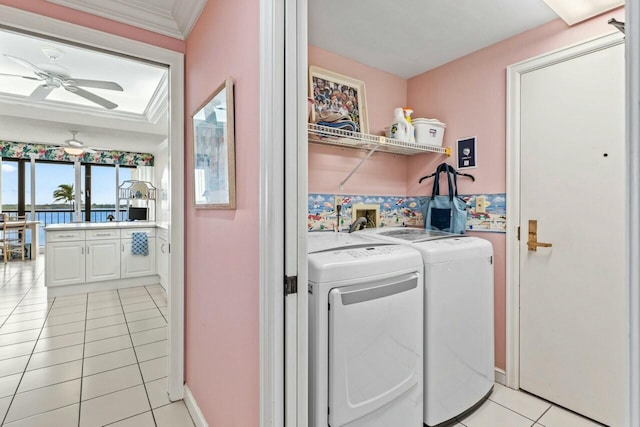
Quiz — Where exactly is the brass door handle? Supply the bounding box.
[527,220,552,251]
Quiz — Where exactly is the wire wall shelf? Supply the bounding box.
[308,123,451,156]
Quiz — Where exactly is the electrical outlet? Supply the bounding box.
[475,196,487,214]
[334,195,343,209]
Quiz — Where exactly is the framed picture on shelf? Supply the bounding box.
[192,77,236,209]
[308,66,369,134]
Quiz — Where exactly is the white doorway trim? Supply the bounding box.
[0,5,186,401]
[505,31,624,391]
[625,2,640,426]
[259,0,285,426]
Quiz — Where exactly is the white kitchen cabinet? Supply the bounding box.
[157,233,169,291]
[121,237,156,278]
[45,224,159,290]
[46,241,86,286]
[86,239,121,282]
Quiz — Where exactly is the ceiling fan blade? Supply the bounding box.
[0,72,40,81]
[67,79,123,91]
[3,54,46,77]
[83,147,97,154]
[67,86,118,110]
[29,85,54,101]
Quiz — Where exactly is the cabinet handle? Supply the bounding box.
[95,233,111,236]
[160,243,165,253]
[87,246,90,254]
[122,243,125,252]
[81,247,84,255]
[58,234,75,238]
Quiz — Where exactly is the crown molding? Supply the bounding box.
[46,0,207,40]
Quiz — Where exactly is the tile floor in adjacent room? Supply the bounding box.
[0,258,194,426]
[453,384,605,427]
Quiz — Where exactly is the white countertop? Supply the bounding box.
[45,222,157,231]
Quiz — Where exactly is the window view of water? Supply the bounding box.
[5,209,128,249]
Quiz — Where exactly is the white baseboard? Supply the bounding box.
[184,385,208,427]
[495,368,507,386]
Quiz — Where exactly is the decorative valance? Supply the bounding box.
[0,141,154,167]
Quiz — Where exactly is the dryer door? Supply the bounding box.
[328,273,422,426]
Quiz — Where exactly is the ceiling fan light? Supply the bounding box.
[63,147,84,156]
[543,0,624,26]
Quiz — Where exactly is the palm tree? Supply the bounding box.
[53,184,75,210]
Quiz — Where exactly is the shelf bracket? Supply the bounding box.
[339,137,383,190]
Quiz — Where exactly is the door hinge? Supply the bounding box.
[284,275,298,296]
[517,226,520,241]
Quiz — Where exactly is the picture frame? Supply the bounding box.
[192,77,236,209]
[457,136,477,170]
[309,66,369,134]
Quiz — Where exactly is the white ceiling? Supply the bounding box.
[0,28,169,154]
[309,0,560,78]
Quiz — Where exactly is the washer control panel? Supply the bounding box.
[342,246,402,259]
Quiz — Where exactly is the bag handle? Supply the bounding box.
[430,163,447,197]
[431,163,456,200]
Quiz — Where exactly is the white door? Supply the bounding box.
[121,238,156,278]
[86,239,121,282]
[519,42,626,426]
[46,241,85,286]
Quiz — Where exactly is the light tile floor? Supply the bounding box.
[0,258,193,427]
[454,383,605,427]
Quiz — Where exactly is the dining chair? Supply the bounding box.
[0,214,27,263]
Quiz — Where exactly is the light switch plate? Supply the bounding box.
[475,196,487,213]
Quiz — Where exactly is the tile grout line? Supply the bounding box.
[533,405,552,426]
[489,398,545,423]
[143,285,168,324]
[77,293,89,427]
[0,292,55,426]
[116,288,158,427]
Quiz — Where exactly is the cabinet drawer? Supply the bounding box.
[121,228,156,239]
[46,230,86,242]
[87,229,121,240]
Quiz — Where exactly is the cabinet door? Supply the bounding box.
[86,239,121,282]
[156,237,169,290]
[45,241,85,286]
[121,238,156,278]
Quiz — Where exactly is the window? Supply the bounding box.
[1,159,19,213]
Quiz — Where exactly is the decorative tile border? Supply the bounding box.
[308,192,506,233]
[0,141,154,167]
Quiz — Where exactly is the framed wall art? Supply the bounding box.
[308,66,368,134]
[457,136,477,170]
[192,77,236,209]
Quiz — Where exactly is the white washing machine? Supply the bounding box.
[359,228,495,426]
[308,232,424,427]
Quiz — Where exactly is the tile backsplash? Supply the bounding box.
[308,193,506,233]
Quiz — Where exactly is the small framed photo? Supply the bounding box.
[457,136,477,169]
[308,66,368,134]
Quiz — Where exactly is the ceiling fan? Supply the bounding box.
[0,47,123,110]
[46,131,98,156]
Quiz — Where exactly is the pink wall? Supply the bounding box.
[406,8,624,370]
[185,0,260,425]
[309,46,408,196]
[0,0,185,53]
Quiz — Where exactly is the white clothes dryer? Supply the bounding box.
[359,228,495,426]
[308,232,424,427]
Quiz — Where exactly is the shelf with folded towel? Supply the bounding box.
[308,123,451,156]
